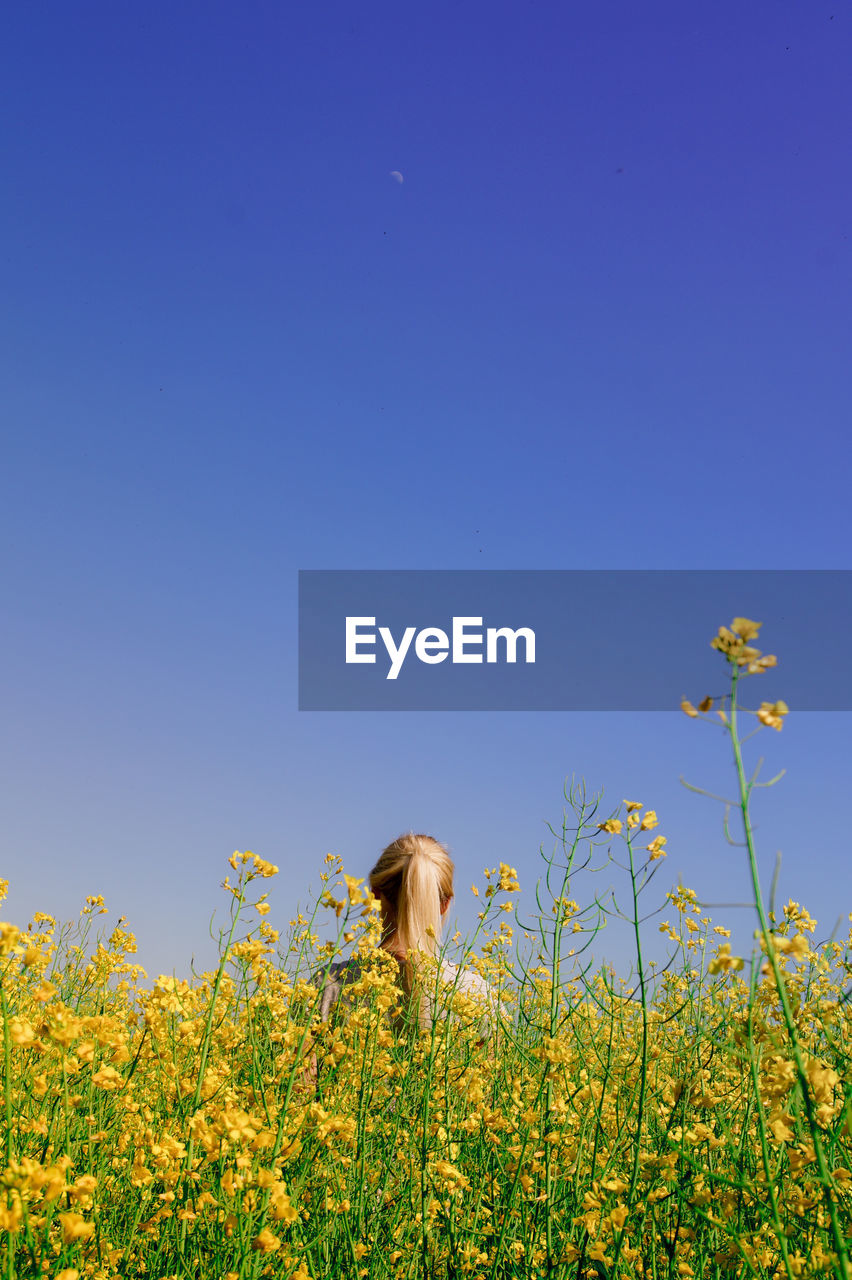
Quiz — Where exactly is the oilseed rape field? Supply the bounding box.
[1,620,850,1280]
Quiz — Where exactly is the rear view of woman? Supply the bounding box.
[319,832,493,1037]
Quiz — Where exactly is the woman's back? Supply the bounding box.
[317,952,496,1041]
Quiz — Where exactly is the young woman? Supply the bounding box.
[318,832,494,1037]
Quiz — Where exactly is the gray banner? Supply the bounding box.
[298,570,852,710]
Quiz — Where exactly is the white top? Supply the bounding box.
[317,955,496,1040]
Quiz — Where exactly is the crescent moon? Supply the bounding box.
[389,170,404,184]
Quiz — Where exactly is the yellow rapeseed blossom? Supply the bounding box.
[251,855,279,878]
[748,653,777,674]
[771,933,810,962]
[710,618,773,672]
[497,863,520,892]
[646,836,667,862]
[757,700,789,730]
[708,944,744,975]
[344,875,367,904]
[609,1203,628,1230]
[0,922,22,957]
[58,1212,95,1245]
[730,617,762,642]
[91,1065,123,1090]
[252,1227,282,1253]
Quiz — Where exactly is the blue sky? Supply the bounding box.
[2,1,850,983]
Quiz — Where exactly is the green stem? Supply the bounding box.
[179,882,246,1255]
[729,665,849,1280]
[609,829,649,1278]
[1,983,14,1280]
[1,987,12,1168]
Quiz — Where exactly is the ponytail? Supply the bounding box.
[369,833,454,1029]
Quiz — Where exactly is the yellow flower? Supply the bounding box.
[0,923,22,958]
[769,1115,795,1144]
[680,699,699,718]
[757,699,789,730]
[711,619,764,666]
[624,801,643,812]
[773,933,810,962]
[609,1204,628,1230]
[731,617,762,642]
[639,810,659,831]
[498,862,520,892]
[805,1059,840,1108]
[597,819,622,835]
[58,1212,95,1245]
[269,1188,299,1224]
[646,836,667,861]
[8,1017,35,1046]
[91,1065,123,1090]
[748,653,777,674]
[708,944,744,975]
[710,626,739,655]
[344,875,367,904]
[0,1201,22,1233]
[252,856,279,878]
[252,1227,281,1254]
[68,1175,97,1202]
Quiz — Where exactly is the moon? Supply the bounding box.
[389,170,404,184]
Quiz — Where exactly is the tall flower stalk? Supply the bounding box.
[683,617,850,1280]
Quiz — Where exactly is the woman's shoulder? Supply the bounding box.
[315,952,400,1020]
[438,961,498,1040]
[439,961,491,998]
[315,957,365,1020]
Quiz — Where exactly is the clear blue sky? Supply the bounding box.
[2,1,850,982]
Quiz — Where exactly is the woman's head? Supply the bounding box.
[369,833,454,965]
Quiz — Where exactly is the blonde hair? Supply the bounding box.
[369,833,454,1028]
